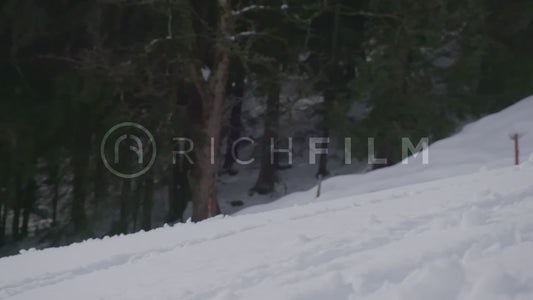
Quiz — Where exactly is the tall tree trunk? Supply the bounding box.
[166,164,190,223]
[166,166,177,223]
[316,90,334,177]
[0,187,6,246]
[189,0,232,222]
[191,134,222,221]
[93,152,105,210]
[131,180,142,231]
[317,0,341,178]
[223,63,244,172]
[71,110,90,234]
[21,178,36,237]
[142,174,153,231]
[12,174,21,241]
[48,160,60,227]
[72,153,88,233]
[119,179,130,234]
[51,176,59,227]
[251,84,280,194]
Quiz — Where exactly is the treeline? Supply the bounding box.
[0,0,532,251]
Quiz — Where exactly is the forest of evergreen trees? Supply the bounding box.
[0,0,532,255]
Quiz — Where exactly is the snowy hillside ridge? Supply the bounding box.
[240,95,533,214]
[0,96,532,299]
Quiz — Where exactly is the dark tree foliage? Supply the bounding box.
[0,0,531,254]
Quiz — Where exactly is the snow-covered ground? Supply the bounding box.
[0,96,532,299]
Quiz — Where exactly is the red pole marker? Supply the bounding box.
[509,133,523,165]
[514,133,519,165]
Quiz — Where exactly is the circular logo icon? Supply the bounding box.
[100,122,156,179]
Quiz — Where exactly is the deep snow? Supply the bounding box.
[0,96,532,300]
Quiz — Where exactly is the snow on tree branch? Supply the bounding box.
[232,5,265,15]
[229,31,257,41]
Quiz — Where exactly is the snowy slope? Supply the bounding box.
[240,96,533,214]
[0,96,532,300]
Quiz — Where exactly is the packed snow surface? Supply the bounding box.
[1,96,532,299]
